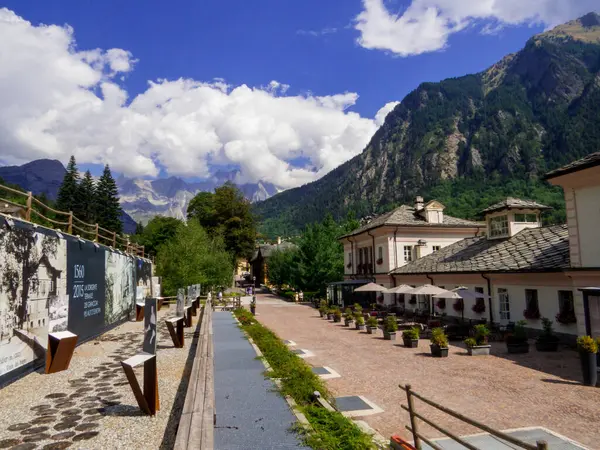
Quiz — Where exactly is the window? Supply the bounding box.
[417,296,428,312]
[378,246,383,260]
[489,215,509,237]
[558,291,574,314]
[514,213,537,223]
[475,287,484,295]
[403,246,413,262]
[524,289,540,319]
[499,288,510,320]
[432,245,441,252]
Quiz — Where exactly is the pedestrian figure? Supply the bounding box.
[294,292,299,303]
[299,291,304,302]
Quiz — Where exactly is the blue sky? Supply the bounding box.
[0,1,596,187]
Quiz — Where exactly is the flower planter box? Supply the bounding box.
[579,352,598,386]
[344,319,353,327]
[535,340,559,352]
[403,338,418,348]
[430,344,448,358]
[333,316,341,323]
[384,331,396,341]
[506,342,529,354]
[467,344,491,356]
[367,326,378,335]
[357,324,366,331]
[319,311,324,317]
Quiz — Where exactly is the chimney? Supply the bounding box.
[277,236,281,245]
[415,196,424,211]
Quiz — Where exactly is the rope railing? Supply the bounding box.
[0,184,146,258]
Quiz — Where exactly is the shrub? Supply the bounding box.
[366,317,378,328]
[577,336,598,353]
[453,299,464,312]
[472,299,486,313]
[537,317,559,343]
[506,320,528,345]
[402,326,420,340]
[464,337,477,348]
[353,303,363,313]
[473,324,490,345]
[333,309,342,320]
[356,316,365,326]
[385,316,398,333]
[430,328,448,347]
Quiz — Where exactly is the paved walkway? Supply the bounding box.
[253,293,599,449]
[213,311,307,450]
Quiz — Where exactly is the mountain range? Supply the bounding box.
[254,12,600,237]
[0,159,280,231]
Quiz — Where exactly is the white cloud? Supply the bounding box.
[375,101,400,126]
[355,0,600,56]
[0,8,397,189]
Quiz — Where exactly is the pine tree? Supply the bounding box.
[56,156,81,215]
[78,170,97,224]
[96,164,123,234]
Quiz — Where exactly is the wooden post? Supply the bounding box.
[536,441,548,450]
[405,384,421,450]
[67,211,73,234]
[113,231,117,248]
[25,191,32,222]
[94,223,99,242]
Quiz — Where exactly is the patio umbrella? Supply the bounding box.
[404,285,454,317]
[383,285,414,294]
[353,282,388,292]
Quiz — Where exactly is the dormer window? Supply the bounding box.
[514,213,537,223]
[489,215,509,238]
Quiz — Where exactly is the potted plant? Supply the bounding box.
[402,327,420,348]
[436,299,446,310]
[326,308,335,321]
[344,308,354,327]
[555,310,577,325]
[355,316,366,331]
[250,298,256,315]
[366,317,378,334]
[383,316,398,340]
[535,317,560,352]
[430,328,449,357]
[333,308,342,323]
[472,299,485,314]
[523,307,541,320]
[453,299,464,313]
[376,258,383,265]
[506,320,529,354]
[464,324,491,355]
[577,336,598,386]
[318,300,328,318]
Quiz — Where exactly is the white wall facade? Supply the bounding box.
[574,185,600,267]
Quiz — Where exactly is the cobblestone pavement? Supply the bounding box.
[254,294,600,448]
[0,305,201,450]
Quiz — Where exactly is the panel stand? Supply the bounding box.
[184,306,193,327]
[136,302,145,322]
[121,352,160,415]
[157,298,164,311]
[45,331,78,374]
[165,317,185,348]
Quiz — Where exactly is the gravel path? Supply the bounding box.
[0,305,201,450]
[254,294,600,448]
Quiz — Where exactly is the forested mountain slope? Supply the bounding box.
[255,13,600,237]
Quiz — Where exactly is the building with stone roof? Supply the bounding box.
[383,154,600,339]
[249,238,296,287]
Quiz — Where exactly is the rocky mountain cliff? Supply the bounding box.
[118,175,280,224]
[255,13,600,236]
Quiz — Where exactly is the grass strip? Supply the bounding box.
[233,308,376,450]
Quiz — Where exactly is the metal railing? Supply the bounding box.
[400,384,548,450]
[0,184,145,257]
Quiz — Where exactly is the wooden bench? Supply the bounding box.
[121,352,160,415]
[184,306,193,327]
[190,298,198,317]
[166,316,185,348]
[45,331,78,374]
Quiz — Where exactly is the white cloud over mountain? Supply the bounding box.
[0,8,397,189]
[355,0,599,56]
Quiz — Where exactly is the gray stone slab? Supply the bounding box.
[334,396,372,412]
[213,312,308,450]
[292,349,305,355]
[422,427,586,450]
[311,367,330,375]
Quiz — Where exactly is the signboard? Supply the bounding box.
[176,289,185,317]
[67,239,106,341]
[143,297,157,355]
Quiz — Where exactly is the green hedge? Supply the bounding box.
[234,308,375,449]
